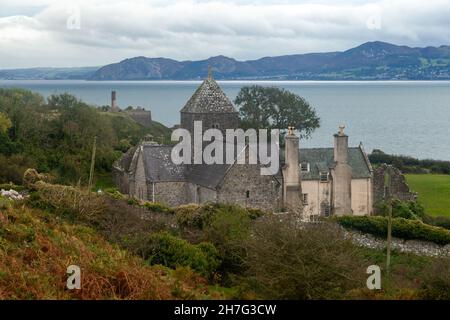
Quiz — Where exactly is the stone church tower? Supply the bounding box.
[180,69,239,134]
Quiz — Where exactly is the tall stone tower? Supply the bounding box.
[331,125,352,215]
[110,90,119,112]
[282,127,303,214]
[180,69,239,135]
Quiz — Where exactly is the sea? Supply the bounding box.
[1,80,449,161]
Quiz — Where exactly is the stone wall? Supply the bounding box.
[344,228,450,257]
[180,112,239,134]
[373,164,417,204]
[218,163,282,211]
[127,109,153,128]
[151,181,190,207]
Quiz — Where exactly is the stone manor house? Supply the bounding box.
[113,74,375,220]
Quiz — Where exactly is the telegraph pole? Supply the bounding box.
[88,136,97,196]
[384,168,392,274]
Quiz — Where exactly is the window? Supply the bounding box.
[211,123,220,129]
[246,190,250,198]
[321,202,331,216]
[302,193,308,205]
[320,172,329,182]
[300,162,309,172]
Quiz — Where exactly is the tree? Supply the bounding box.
[0,112,12,134]
[234,86,320,138]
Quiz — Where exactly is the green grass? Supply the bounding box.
[406,174,450,217]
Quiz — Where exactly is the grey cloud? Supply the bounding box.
[1,0,450,68]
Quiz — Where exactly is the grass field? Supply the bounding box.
[406,174,450,217]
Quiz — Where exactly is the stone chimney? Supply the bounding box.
[110,90,119,112]
[332,125,352,215]
[282,127,303,214]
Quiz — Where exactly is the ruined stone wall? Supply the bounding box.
[373,164,417,203]
[127,110,153,128]
[218,164,282,211]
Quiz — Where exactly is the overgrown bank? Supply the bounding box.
[1,177,446,300]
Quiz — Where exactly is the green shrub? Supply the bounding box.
[144,202,174,214]
[28,181,105,221]
[333,215,450,245]
[0,183,25,192]
[0,195,12,210]
[103,187,125,200]
[375,199,425,220]
[241,216,365,299]
[419,258,450,300]
[203,206,252,278]
[175,202,264,230]
[140,232,221,277]
[423,215,450,231]
[174,204,210,229]
[245,207,266,219]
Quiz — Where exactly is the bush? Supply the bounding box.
[0,195,12,210]
[375,199,425,220]
[369,150,450,174]
[28,181,105,221]
[419,258,450,300]
[103,187,126,200]
[0,183,25,192]
[245,207,266,219]
[174,204,210,229]
[22,168,52,190]
[423,215,450,231]
[202,206,252,279]
[138,232,221,278]
[0,155,35,185]
[175,202,264,230]
[334,215,450,245]
[241,215,365,299]
[144,202,174,214]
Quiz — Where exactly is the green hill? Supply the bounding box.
[0,88,171,186]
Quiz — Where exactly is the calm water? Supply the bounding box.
[1,80,450,160]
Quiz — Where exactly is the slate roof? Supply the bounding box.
[141,145,186,182]
[113,146,138,172]
[185,164,232,189]
[299,147,372,180]
[180,77,237,114]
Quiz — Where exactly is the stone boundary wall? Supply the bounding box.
[343,228,450,257]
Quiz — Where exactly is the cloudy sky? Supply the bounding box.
[1,0,450,68]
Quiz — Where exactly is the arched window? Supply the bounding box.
[246,190,250,198]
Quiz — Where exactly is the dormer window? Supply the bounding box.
[320,172,329,182]
[300,162,310,172]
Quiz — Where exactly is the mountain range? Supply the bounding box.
[1,42,450,80]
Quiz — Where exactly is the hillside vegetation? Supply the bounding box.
[1,177,447,300]
[0,88,171,186]
[0,204,226,299]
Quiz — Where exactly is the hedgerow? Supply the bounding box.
[333,215,450,245]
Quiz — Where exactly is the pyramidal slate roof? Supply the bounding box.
[180,76,237,114]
